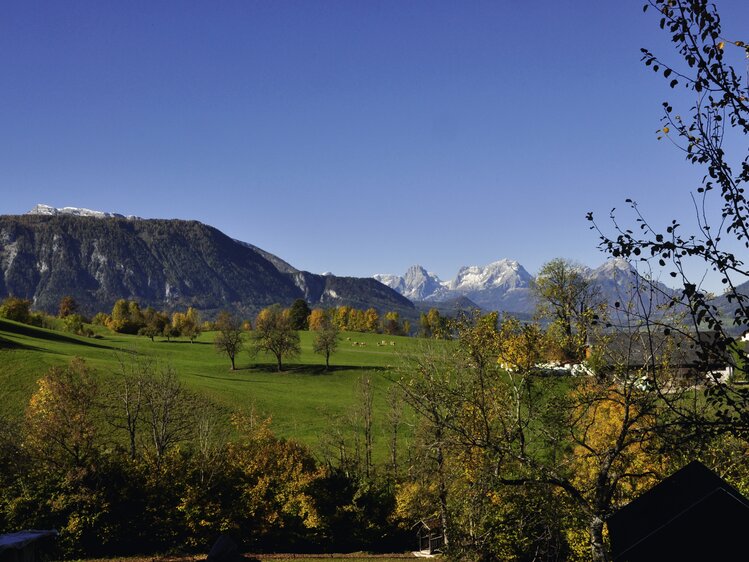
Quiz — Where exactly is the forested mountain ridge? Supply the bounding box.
[0,214,413,316]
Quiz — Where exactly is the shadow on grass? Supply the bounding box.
[197,364,392,380]
[0,320,113,351]
[243,363,391,375]
[0,336,48,353]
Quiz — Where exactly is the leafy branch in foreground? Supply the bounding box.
[588,0,749,428]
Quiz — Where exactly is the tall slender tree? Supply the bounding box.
[214,311,244,370]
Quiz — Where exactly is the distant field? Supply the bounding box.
[0,318,445,457]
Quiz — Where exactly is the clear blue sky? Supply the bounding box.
[2,1,747,286]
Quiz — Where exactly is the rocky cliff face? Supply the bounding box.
[0,214,413,317]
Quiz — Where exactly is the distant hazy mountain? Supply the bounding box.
[413,295,489,317]
[376,259,535,314]
[0,207,413,317]
[374,258,676,316]
[586,259,679,312]
[708,279,749,334]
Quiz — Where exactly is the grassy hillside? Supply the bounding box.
[0,319,440,458]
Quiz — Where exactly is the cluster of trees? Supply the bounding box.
[0,357,411,557]
[308,304,409,336]
[398,307,749,561]
[213,305,341,372]
[0,295,210,342]
[0,296,33,324]
[418,308,451,339]
[92,300,202,342]
[321,305,380,333]
[0,295,92,336]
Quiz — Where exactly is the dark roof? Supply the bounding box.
[594,331,731,370]
[412,516,441,531]
[607,461,749,561]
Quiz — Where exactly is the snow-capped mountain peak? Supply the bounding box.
[450,259,531,291]
[27,204,141,220]
[590,257,633,276]
[374,265,447,301]
[371,256,672,316]
[374,259,534,313]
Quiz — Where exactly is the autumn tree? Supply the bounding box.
[564,380,664,560]
[162,319,180,342]
[138,307,169,341]
[312,314,340,371]
[108,299,145,334]
[348,308,365,332]
[91,311,109,326]
[532,258,601,362]
[308,308,327,331]
[62,313,86,335]
[398,344,466,550]
[25,358,99,470]
[0,296,32,323]
[334,306,352,330]
[58,295,79,318]
[214,310,244,370]
[420,308,450,339]
[364,308,380,333]
[382,311,403,336]
[497,316,545,374]
[223,414,322,547]
[455,309,500,375]
[250,304,301,372]
[174,307,201,343]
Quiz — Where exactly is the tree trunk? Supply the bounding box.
[129,430,137,460]
[590,516,608,562]
[230,355,235,370]
[325,352,330,371]
[436,440,449,550]
[276,354,283,372]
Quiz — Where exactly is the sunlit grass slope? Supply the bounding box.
[0,319,438,457]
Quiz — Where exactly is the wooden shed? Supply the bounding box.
[412,516,444,557]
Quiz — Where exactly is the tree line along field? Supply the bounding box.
[0,316,435,459]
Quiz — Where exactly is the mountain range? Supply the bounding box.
[374,259,677,316]
[5,205,738,325]
[0,206,413,317]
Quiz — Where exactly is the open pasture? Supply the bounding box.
[0,319,440,457]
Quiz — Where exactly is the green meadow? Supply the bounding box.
[0,319,438,458]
